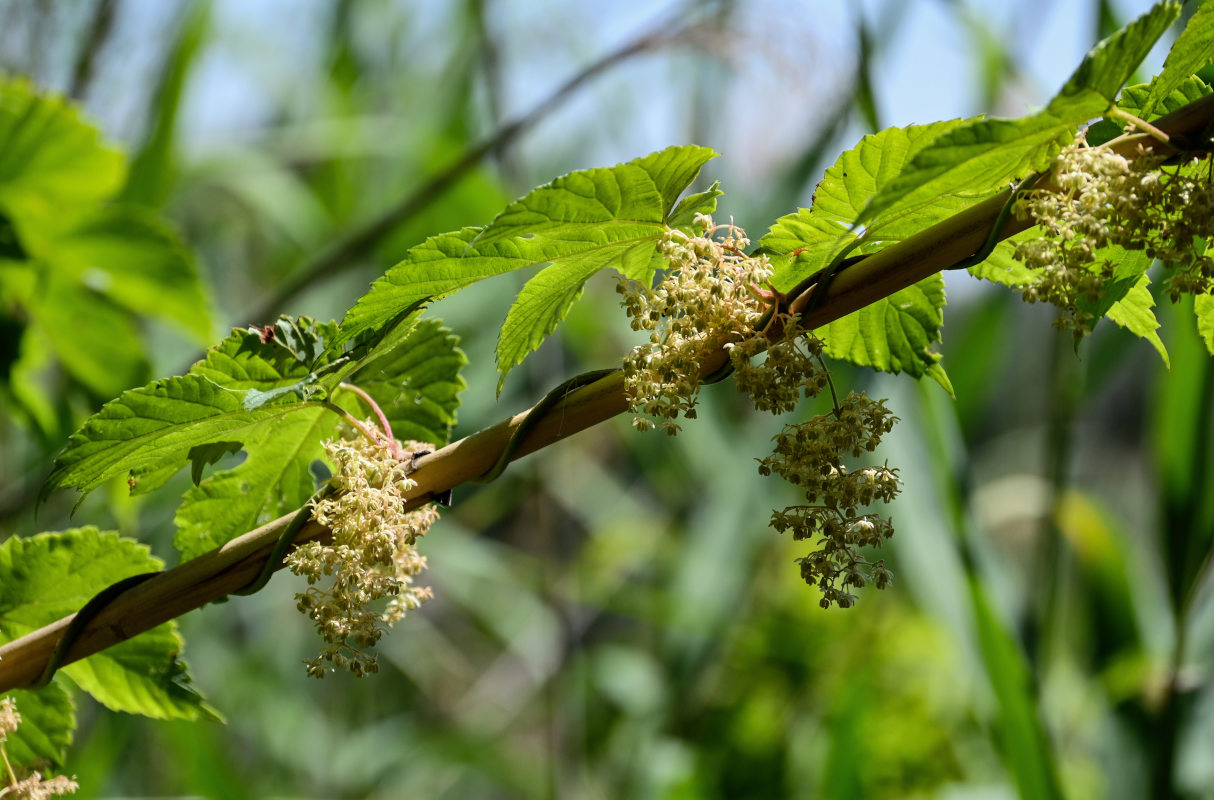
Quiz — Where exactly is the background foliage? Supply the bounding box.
[1,1,1212,798]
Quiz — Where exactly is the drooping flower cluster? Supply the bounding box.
[1014,135,1214,334]
[759,392,900,609]
[287,423,438,678]
[620,218,901,608]
[0,697,78,799]
[618,214,774,433]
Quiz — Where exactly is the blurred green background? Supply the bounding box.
[3,0,1212,797]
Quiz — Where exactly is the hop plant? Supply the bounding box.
[0,697,78,799]
[1013,132,1214,334]
[619,214,774,433]
[287,420,438,678]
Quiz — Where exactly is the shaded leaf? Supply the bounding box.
[50,205,213,343]
[1195,293,1214,354]
[0,529,217,721]
[1087,76,1212,144]
[174,319,465,560]
[352,318,466,445]
[187,441,242,485]
[1,683,74,768]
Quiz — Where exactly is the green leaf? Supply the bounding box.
[854,114,1074,230]
[49,205,214,343]
[172,407,331,560]
[761,120,970,289]
[64,622,221,722]
[45,317,346,501]
[338,146,717,391]
[1088,76,1212,144]
[1142,1,1214,117]
[667,181,722,228]
[856,3,1178,230]
[818,274,952,393]
[337,226,528,350]
[30,272,149,398]
[757,125,953,388]
[967,233,1038,287]
[41,371,319,501]
[174,319,465,560]
[1,683,75,768]
[1051,1,1181,114]
[1195,294,1214,355]
[0,77,125,239]
[0,529,218,721]
[187,441,242,485]
[1106,273,1170,366]
[352,318,466,445]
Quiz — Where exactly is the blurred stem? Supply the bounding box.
[1027,325,1081,675]
[469,0,522,189]
[69,0,118,101]
[1152,353,1214,800]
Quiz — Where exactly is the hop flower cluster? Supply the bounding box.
[619,214,774,433]
[1014,137,1214,334]
[728,317,830,414]
[287,424,438,678]
[758,392,900,609]
[0,698,78,799]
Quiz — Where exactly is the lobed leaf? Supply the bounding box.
[41,371,321,501]
[338,146,718,391]
[0,684,75,768]
[0,78,125,240]
[856,2,1178,230]
[1141,1,1214,118]
[352,318,466,445]
[0,529,217,722]
[762,120,970,290]
[174,319,465,560]
[817,273,953,394]
[1106,273,1169,366]
[761,124,955,389]
[1087,76,1212,144]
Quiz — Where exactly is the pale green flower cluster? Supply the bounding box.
[759,392,900,609]
[0,697,78,799]
[620,218,901,608]
[1014,137,1214,333]
[618,214,774,433]
[287,425,438,678]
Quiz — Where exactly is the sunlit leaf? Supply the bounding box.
[1196,294,1214,354]
[337,146,718,392]
[857,2,1178,229]
[0,78,125,239]
[1141,1,1214,117]
[1105,273,1169,366]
